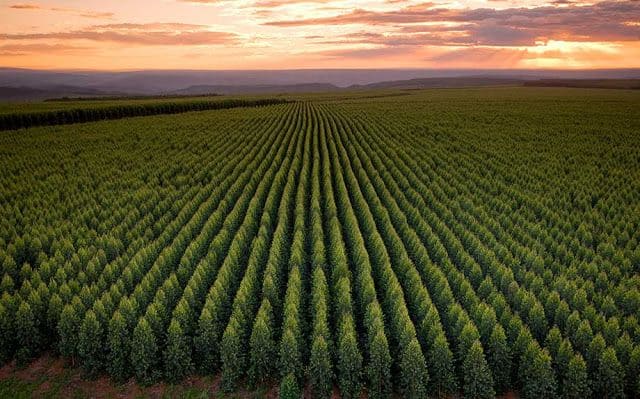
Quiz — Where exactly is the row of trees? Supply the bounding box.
[328,104,499,398]
[1,96,639,398]
[0,103,298,372]
[0,98,289,130]
[390,109,637,398]
[69,104,297,383]
[355,101,639,398]
[327,110,432,397]
[307,120,333,398]
[218,106,305,391]
[218,106,308,393]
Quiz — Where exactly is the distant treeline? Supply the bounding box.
[524,79,640,90]
[0,98,290,131]
[44,93,222,102]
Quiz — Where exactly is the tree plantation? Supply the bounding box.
[0,87,639,398]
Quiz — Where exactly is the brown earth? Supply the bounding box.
[0,354,519,398]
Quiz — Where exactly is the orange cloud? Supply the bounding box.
[253,0,334,7]
[265,6,436,26]
[264,0,640,44]
[178,0,333,5]
[8,3,114,18]
[0,43,88,56]
[1,0,639,69]
[319,46,414,59]
[94,23,210,30]
[0,23,238,46]
[9,4,41,9]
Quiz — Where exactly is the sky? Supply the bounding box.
[0,0,639,70]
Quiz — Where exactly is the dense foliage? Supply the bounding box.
[1,87,639,398]
[0,98,288,130]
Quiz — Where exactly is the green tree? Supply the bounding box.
[1,256,17,281]
[16,301,39,366]
[309,335,333,399]
[279,372,300,399]
[554,301,570,331]
[279,328,301,380]
[78,310,103,378]
[366,330,391,399]
[614,333,633,373]
[573,320,593,354]
[459,322,480,358]
[163,320,193,383]
[400,338,429,399]
[593,348,625,399]
[462,340,495,399]
[130,317,158,386]
[487,326,511,394]
[249,301,275,387]
[563,353,590,399]
[0,274,14,293]
[519,342,557,399]
[428,334,457,398]
[46,293,63,341]
[58,303,81,365]
[337,321,362,399]
[194,307,216,374]
[545,326,563,359]
[528,302,548,342]
[0,301,14,363]
[586,334,606,375]
[626,345,640,398]
[107,311,130,381]
[555,339,574,393]
[221,321,244,392]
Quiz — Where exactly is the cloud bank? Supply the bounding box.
[1,0,639,69]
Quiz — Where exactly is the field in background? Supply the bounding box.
[0,87,639,398]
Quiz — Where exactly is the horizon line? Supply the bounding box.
[3,66,640,73]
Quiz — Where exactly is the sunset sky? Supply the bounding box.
[1,0,639,70]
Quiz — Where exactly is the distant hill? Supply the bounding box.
[0,85,117,101]
[1,67,640,101]
[170,83,339,96]
[524,79,640,90]
[352,77,523,90]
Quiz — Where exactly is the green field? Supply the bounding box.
[1,87,639,398]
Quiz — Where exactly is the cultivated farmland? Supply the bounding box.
[0,87,639,398]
